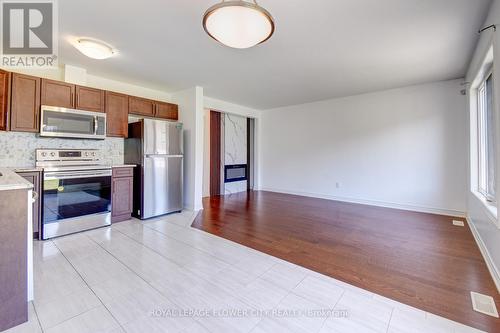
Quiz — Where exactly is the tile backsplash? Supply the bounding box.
[0,132,124,167]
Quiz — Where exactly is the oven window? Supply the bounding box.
[42,110,95,135]
[43,176,111,223]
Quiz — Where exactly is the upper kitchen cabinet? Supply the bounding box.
[129,96,155,117]
[155,101,178,121]
[106,91,129,138]
[41,78,75,108]
[0,70,11,131]
[6,70,180,134]
[75,86,105,113]
[10,73,41,133]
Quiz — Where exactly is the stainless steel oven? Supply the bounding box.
[40,105,106,139]
[37,149,112,240]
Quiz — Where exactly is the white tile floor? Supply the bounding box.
[6,211,486,333]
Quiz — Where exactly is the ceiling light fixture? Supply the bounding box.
[203,0,274,49]
[73,38,116,60]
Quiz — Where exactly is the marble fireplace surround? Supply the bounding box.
[223,113,248,195]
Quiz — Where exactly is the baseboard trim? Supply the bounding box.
[258,187,466,217]
[466,217,500,293]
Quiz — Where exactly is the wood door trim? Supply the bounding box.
[209,111,221,196]
[247,118,251,190]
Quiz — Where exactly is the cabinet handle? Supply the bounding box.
[32,191,38,203]
[75,92,79,107]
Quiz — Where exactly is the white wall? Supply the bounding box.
[205,97,261,119]
[260,79,467,215]
[465,0,500,290]
[172,87,204,211]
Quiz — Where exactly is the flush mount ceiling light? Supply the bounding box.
[73,38,116,59]
[203,0,275,49]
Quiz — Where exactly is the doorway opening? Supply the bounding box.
[204,110,255,197]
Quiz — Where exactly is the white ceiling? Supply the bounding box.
[59,0,491,109]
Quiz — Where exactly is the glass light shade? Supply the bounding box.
[203,1,274,49]
[73,39,115,59]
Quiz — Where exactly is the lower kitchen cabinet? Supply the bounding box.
[16,171,41,239]
[111,167,134,223]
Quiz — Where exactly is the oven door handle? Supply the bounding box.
[44,171,112,180]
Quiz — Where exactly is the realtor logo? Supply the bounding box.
[1,0,58,67]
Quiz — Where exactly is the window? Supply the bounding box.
[477,71,495,202]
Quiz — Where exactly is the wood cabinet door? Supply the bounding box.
[75,86,105,112]
[0,70,11,131]
[105,91,129,138]
[155,102,178,120]
[129,96,155,116]
[10,73,41,132]
[112,176,133,222]
[41,79,75,108]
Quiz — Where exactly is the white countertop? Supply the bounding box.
[112,164,136,168]
[0,168,33,191]
[11,166,44,173]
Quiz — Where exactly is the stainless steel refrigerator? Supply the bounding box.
[125,119,183,219]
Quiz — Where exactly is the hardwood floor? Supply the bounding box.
[192,190,500,332]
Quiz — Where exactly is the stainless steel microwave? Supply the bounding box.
[40,106,107,139]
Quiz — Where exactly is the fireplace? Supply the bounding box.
[224,164,247,183]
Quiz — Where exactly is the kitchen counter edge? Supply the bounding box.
[0,168,34,191]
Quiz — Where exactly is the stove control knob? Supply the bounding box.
[50,152,56,157]
[41,152,47,157]
[91,152,96,156]
[84,152,89,157]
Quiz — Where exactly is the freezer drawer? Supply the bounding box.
[142,155,183,219]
